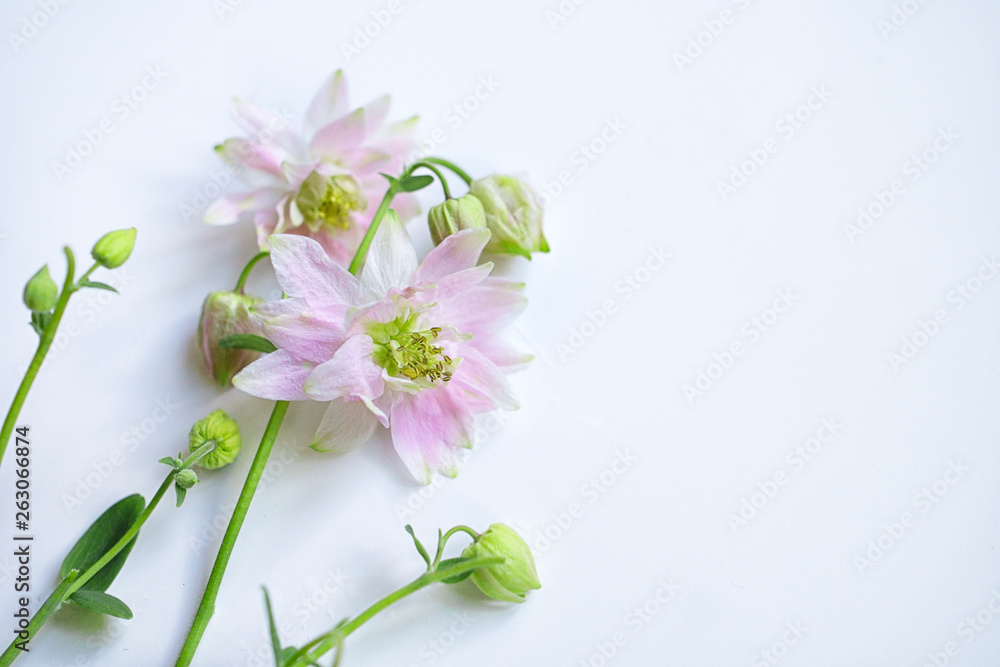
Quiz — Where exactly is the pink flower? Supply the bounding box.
[232,213,532,483]
[204,70,420,266]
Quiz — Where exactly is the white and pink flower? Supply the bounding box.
[233,213,532,483]
[204,70,420,266]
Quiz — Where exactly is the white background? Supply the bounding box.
[2,0,999,665]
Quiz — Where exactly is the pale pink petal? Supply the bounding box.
[259,304,348,364]
[389,192,420,222]
[305,70,349,134]
[304,335,384,401]
[230,98,302,154]
[311,398,378,453]
[204,187,284,226]
[469,336,534,371]
[431,263,493,302]
[232,349,313,400]
[448,344,519,411]
[215,138,287,178]
[390,389,473,483]
[269,234,371,306]
[363,95,391,133]
[310,108,366,159]
[416,229,492,283]
[254,210,278,249]
[439,278,527,335]
[360,210,418,295]
[339,147,392,176]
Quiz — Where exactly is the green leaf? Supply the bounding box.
[379,172,398,187]
[404,525,431,567]
[397,175,434,192]
[69,590,133,619]
[30,311,51,336]
[438,557,476,584]
[158,456,181,469]
[174,484,187,508]
[61,494,145,592]
[219,334,277,353]
[78,279,118,293]
[262,588,286,667]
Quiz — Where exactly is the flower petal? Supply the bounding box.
[230,98,301,154]
[204,187,284,226]
[439,278,527,336]
[390,389,472,484]
[310,108,366,159]
[304,335,384,401]
[360,210,418,294]
[269,234,371,305]
[311,398,378,453]
[215,138,287,178]
[257,301,348,364]
[363,94,391,133]
[469,336,534,371]
[305,69,349,134]
[449,344,519,411]
[232,349,313,400]
[416,228,492,283]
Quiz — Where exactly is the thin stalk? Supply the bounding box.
[175,400,289,666]
[0,440,216,666]
[0,248,77,466]
[412,161,451,199]
[420,157,473,186]
[288,556,504,667]
[234,251,270,294]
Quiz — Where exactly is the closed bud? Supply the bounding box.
[461,524,541,603]
[428,195,487,246]
[198,291,264,386]
[23,265,58,313]
[470,175,549,258]
[175,469,199,489]
[188,409,242,469]
[91,228,137,268]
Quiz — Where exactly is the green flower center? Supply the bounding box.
[368,314,457,387]
[295,172,365,232]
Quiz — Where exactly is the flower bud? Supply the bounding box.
[197,291,264,386]
[175,469,199,489]
[188,409,242,469]
[91,228,137,269]
[428,195,487,246]
[469,175,549,259]
[23,265,58,313]
[461,524,540,602]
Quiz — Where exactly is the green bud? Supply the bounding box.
[175,469,199,489]
[461,524,540,603]
[469,175,549,259]
[197,291,264,386]
[428,195,488,246]
[91,228,137,268]
[23,265,58,313]
[188,409,242,469]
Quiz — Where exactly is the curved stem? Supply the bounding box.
[347,180,403,277]
[0,247,76,468]
[175,400,289,667]
[412,161,451,199]
[432,525,480,567]
[0,572,77,666]
[0,440,216,665]
[421,157,473,186]
[234,251,270,294]
[287,556,503,666]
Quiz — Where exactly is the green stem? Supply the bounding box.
[432,525,480,568]
[0,572,78,666]
[347,180,404,277]
[421,157,473,186]
[287,556,504,667]
[412,161,451,199]
[0,248,77,469]
[234,251,270,294]
[175,400,289,667]
[0,440,216,666]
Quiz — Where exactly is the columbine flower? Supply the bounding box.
[204,70,420,266]
[232,212,531,483]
